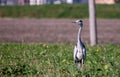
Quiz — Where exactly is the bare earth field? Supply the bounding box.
[0,18,120,44]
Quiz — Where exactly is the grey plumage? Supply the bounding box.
[73,20,86,69]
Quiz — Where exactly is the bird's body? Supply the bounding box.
[73,20,86,69]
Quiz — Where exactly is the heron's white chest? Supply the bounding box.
[76,49,83,59]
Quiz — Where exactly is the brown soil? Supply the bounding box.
[0,18,120,44]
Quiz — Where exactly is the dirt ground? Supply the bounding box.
[0,18,120,44]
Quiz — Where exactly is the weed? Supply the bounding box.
[0,43,120,76]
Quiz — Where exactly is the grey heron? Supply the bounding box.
[73,20,86,69]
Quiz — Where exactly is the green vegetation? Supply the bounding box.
[0,43,120,77]
[0,4,120,18]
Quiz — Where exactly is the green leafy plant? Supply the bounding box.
[0,43,120,76]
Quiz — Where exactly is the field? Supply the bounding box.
[0,4,120,77]
[0,18,120,44]
[0,4,120,18]
[0,18,120,77]
[0,43,120,77]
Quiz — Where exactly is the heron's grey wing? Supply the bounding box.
[82,42,86,60]
[83,47,86,60]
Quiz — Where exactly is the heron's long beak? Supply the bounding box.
[72,21,77,23]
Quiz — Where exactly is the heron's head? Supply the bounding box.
[73,20,83,27]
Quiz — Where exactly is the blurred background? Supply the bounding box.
[0,0,120,44]
[0,0,120,5]
[0,1,120,76]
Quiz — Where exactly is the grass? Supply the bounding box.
[0,4,120,18]
[0,43,120,77]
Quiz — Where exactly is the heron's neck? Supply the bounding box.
[77,27,82,45]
